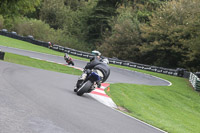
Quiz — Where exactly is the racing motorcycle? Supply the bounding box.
[64,53,74,66]
[75,70,101,96]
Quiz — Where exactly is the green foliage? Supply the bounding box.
[62,1,96,39]
[11,17,63,43]
[87,0,121,45]
[9,17,91,52]
[0,15,3,29]
[25,3,42,19]
[141,0,200,71]
[40,0,94,36]
[40,0,67,29]
[97,0,168,61]
[39,0,94,51]
[0,0,41,17]
[64,0,87,11]
[0,0,41,29]
[98,7,142,61]
[128,0,166,23]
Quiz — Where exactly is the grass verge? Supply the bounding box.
[106,65,200,133]
[4,52,82,76]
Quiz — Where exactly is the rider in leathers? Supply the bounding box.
[74,56,110,92]
[85,56,110,83]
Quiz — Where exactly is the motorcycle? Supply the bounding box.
[75,70,101,96]
[65,58,74,66]
[64,54,74,66]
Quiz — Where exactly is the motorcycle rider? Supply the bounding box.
[64,53,74,66]
[74,51,110,92]
[90,50,101,61]
[48,41,53,49]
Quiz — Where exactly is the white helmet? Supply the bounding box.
[65,53,69,58]
[102,58,109,64]
[92,50,101,56]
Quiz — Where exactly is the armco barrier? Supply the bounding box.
[0,29,190,78]
[143,65,152,71]
[189,73,200,91]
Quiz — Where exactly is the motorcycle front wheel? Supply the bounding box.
[77,80,93,96]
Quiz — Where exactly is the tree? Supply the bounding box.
[97,0,167,61]
[64,0,87,11]
[40,0,67,29]
[87,0,125,46]
[141,0,200,71]
[0,0,41,17]
[98,7,142,61]
[0,0,41,29]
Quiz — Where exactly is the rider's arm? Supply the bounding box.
[84,61,97,69]
[84,62,93,69]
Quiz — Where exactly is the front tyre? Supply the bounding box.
[77,80,93,96]
[71,61,74,66]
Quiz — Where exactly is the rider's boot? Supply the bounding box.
[74,86,78,92]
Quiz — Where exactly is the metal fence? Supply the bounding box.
[189,73,200,91]
[0,29,192,79]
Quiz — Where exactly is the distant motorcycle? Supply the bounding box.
[64,53,74,66]
[75,70,101,96]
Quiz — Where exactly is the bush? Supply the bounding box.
[8,17,91,52]
[141,0,200,71]
[11,17,64,43]
[0,15,4,29]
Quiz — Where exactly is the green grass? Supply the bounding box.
[106,65,200,133]
[1,35,200,133]
[4,52,82,75]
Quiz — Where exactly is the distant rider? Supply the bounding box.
[64,53,74,66]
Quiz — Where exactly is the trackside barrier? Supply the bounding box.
[0,29,190,78]
[0,51,5,60]
[189,73,200,91]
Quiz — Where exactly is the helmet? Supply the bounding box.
[92,50,101,56]
[48,41,51,45]
[65,53,69,58]
[102,58,109,64]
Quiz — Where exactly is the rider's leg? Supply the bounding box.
[95,69,104,88]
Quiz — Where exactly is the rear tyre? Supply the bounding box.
[77,80,93,96]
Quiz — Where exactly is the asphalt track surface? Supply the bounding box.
[0,45,170,86]
[0,46,168,133]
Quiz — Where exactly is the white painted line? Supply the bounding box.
[111,108,168,133]
[113,66,172,86]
